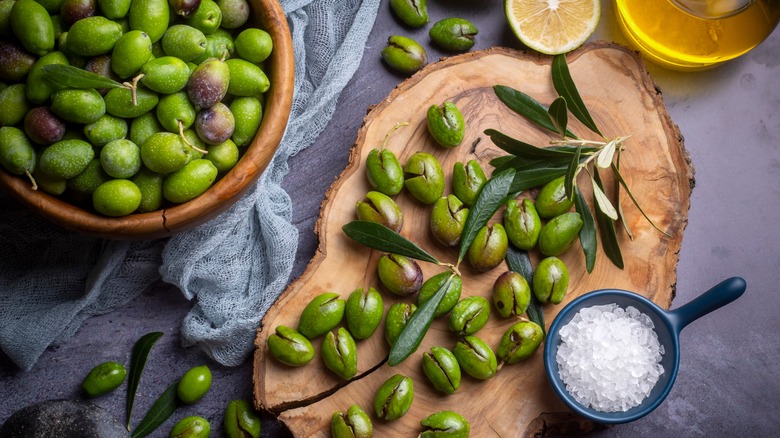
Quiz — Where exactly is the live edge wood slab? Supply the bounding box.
[253,42,693,437]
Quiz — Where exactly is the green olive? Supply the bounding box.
[381,35,427,75]
[389,0,428,28]
[177,365,212,404]
[373,374,414,421]
[267,325,315,367]
[504,198,542,250]
[385,302,416,347]
[297,292,345,339]
[377,253,423,296]
[170,415,210,438]
[536,175,574,218]
[430,195,468,247]
[429,18,478,52]
[82,361,127,397]
[451,160,486,207]
[417,272,461,318]
[321,327,358,380]
[366,147,404,196]
[420,410,470,438]
[532,256,569,304]
[426,101,465,148]
[497,321,544,365]
[452,336,497,380]
[421,346,461,394]
[466,223,508,272]
[538,212,583,256]
[223,399,261,438]
[448,296,490,336]
[355,190,403,233]
[492,271,531,318]
[345,287,384,340]
[403,152,444,204]
[331,405,373,438]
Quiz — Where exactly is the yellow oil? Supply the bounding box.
[615,0,780,70]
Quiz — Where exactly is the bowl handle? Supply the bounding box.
[667,277,746,332]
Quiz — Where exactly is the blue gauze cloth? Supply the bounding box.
[0,0,381,371]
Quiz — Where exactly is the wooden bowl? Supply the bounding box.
[0,0,294,240]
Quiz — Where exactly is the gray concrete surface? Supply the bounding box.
[2,0,779,436]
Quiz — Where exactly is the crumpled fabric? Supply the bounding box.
[0,0,381,371]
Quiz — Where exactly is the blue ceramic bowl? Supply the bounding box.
[544,277,746,424]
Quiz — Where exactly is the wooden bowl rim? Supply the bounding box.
[0,0,295,240]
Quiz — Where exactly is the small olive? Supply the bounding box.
[177,365,212,404]
[381,35,427,75]
[430,195,469,247]
[267,325,315,367]
[466,223,508,272]
[417,272,462,318]
[331,405,373,438]
[420,410,470,438]
[538,212,583,256]
[429,17,478,52]
[345,287,384,340]
[403,152,444,204]
[504,198,542,250]
[536,175,574,218]
[385,302,416,347]
[532,256,569,304]
[452,335,497,380]
[82,361,127,397]
[421,346,461,394]
[297,292,345,339]
[373,374,414,421]
[492,271,531,318]
[497,321,544,365]
[355,190,403,233]
[451,160,486,207]
[389,0,428,28]
[170,415,210,438]
[321,328,358,380]
[223,399,261,438]
[426,101,465,148]
[377,253,423,296]
[448,296,490,336]
[366,147,404,196]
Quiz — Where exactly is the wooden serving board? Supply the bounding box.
[253,42,693,436]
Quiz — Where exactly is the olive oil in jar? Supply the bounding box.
[615,0,780,70]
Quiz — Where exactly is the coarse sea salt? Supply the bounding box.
[555,303,665,413]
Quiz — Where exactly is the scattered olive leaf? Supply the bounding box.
[574,187,597,273]
[129,382,179,438]
[551,54,602,137]
[548,96,568,138]
[42,64,124,90]
[493,85,577,138]
[126,332,163,430]
[388,274,458,366]
[342,220,439,264]
[593,168,624,269]
[457,168,516,265]
[505,247,545,336]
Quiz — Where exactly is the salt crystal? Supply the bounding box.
[556,303,665,413]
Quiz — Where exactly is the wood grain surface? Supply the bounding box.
[253,42,693,437]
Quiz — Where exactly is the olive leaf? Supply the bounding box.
[614,150,634,240]
[505,247,545,336]
[509,166,568,194]
[611,162,671,237]
[484,129,574,160]
[388,274,458,366]
[42,64,125,90]
[564,145,581,201]
[457,168,516,264]
[574,187,597,273]
[551,54,602,137]
[591,175,618,220]
[596,137,618,168]
[129,382,179,438]
[493,85,577,138]
[342,221,439,264]
[489,155,515,169]
[593,168,624,269]
[548,96,568,138]
[126,332,163,430]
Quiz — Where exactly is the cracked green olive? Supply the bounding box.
[381,35,427,75]
[267,325,315,367]
[430,195,469,247]
[373,374,414,421]
[403,152,444,205]
[321,327,358,380]
[331,404,373,438]
[297,292,345,339]
[385,302,416,347]
[538,212,583,256]
[377,253,423,296]
[366,147,404,196]
[429,17,478,52]
[448,296,490,336]
[417,272,462,317]
[427,101,465,148]
[492,271,531,318]
[504,198,541,251]
[419,410,470,438]
[389,0,428,28]
[345,287,383,340]
[223,399,261,438]
[532,256,569,304]
[536,175,574,218]
[170,415,210,438]
[355,191,403,233]
[497,321,544,365]
[453,335,497,380]
[451,160,486,207]
[466,223,508,272]
[421,346,461,394]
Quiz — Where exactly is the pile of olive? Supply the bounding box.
[0,0,273,217]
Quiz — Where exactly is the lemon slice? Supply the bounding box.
[505,0,600,55]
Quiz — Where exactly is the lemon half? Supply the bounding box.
[505,0,601,55]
